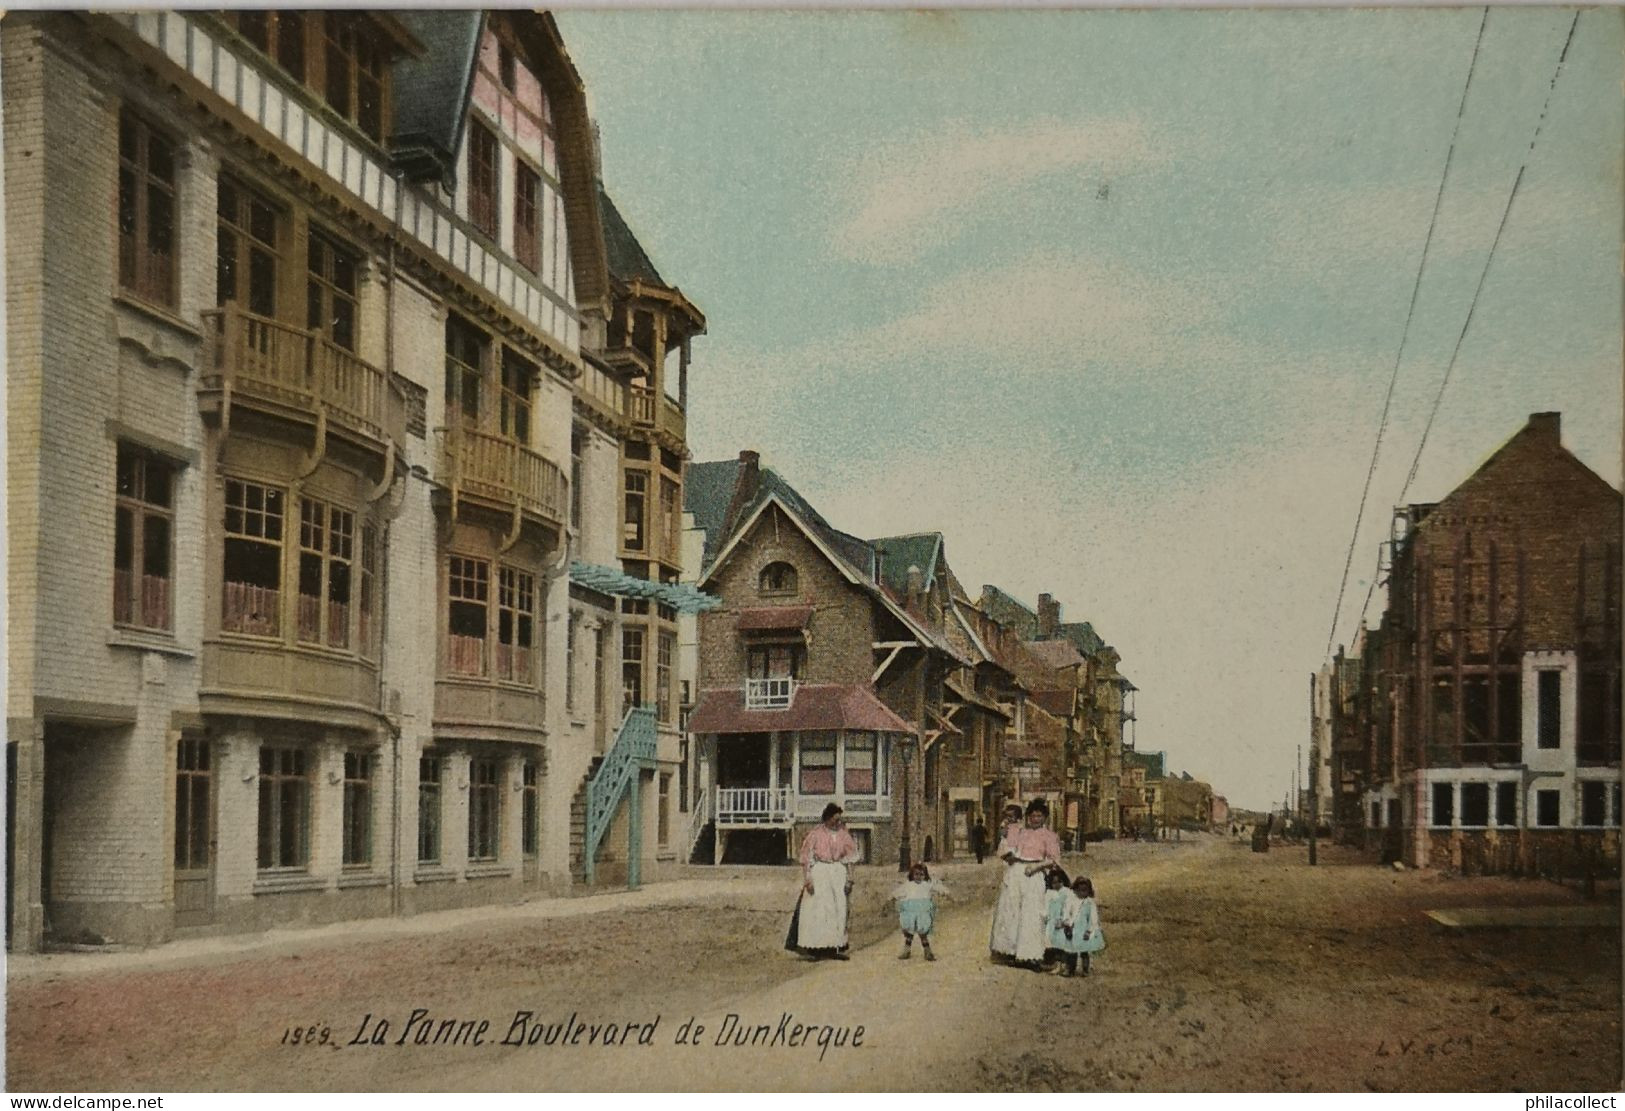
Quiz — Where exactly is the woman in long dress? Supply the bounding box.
[989,798,1061,968]
[987,803,1027,959]
[788,803,860,959]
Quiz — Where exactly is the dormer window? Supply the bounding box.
[759,561,798,596]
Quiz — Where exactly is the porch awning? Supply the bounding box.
[688,683,913,736]
[568,561,721,614]
[736,605,814,632]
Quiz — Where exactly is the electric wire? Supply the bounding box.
[1323,8,1489,663]
[1352,9,1583,637]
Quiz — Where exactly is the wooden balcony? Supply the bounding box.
[629,386,687,443]
[577,360,628,425]
[200,306,407,452]
[435,426,567,530]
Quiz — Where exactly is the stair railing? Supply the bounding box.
[583,703,657,885]
[684,786,711,864]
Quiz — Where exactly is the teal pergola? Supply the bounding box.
[568,561,722,614]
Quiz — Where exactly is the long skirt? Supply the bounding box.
[794,860,849,951]
[1010,869,1050,962]
[989,862,1024,956]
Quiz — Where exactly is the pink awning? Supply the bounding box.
[687,683,913,735]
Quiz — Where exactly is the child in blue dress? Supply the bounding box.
[1060,875,1105,976]
[893,862,947,960]
[1041,867,1071,970]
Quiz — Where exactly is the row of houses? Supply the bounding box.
[675,452,1145,867]
[5,9,715,951]
[1310,413,1622,874]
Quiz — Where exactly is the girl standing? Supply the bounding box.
[893,862,947,960]
[1060,875,1106,976]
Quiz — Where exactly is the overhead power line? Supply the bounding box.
[1323,7,1488,663]
[1353,8,1584,637]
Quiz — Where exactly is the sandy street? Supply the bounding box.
[6,835,1619,1092]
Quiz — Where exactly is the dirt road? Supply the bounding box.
[7,836,1619,1091]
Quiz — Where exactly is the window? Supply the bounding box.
[467,120,499,238]
[1535,789,1560,828]
[622,627,644,712]
[223,479,285,636]
[495,567,535,683]
[446,315,486,429]
[1580,781,1608,827]
[1495,781,1517,827]
[747,644,803,680]
[1430,782,1453,828]
[257,747,308,870]
[1537,671,1562,749]
[447,556,490,676]
[1460,782,1489,827]
[117,111,177,307]
[845,733,877,795]
[500,349,533,445]
[358,525,377,658]
[297,499,354,649]
[800,733,836,795]
[656,631,675,725]
[468,757,501,861]
[417,756,442,864]
[216,177,280,318]
[759,562,798,595]
[114,447,174,632]
[570,431,584,530]
[658,773,672,847]
[322,13,388,141]
[342,752,372,867]
[236,11,306,82]
[1578,668,1620,763]
[565,613,578,712]
[306,232,358,352]
[624,471,647,551]
[514,161,540,273]
[498,42,517,93]
[660,478,680,561]
[594,625,607,720]
[1370,801,1381,828]
[522,761,539,857]
[175,739,210,871]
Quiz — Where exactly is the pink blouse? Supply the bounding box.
[800,824,860,880]
[1001,825,1061,864]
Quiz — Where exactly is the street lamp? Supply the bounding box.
[897,737,914,872]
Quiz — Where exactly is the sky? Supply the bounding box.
[558,8,1623,812]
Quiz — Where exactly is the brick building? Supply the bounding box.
[1346,413,1621,872]
[683,455,971,867]
[5,10,706,950]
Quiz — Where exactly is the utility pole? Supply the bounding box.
[1308,672,1318,866]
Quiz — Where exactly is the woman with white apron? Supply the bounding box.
[989,798,1061,967]
[787,803,860,959]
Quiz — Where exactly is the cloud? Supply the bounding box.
[830,117,1161,265]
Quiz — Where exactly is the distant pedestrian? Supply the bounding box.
[785,803,860,960]
[893,862,947,961]
[971,819,989,864]
[1057,876,1105,977]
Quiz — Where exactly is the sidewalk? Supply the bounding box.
[3,868,792,983]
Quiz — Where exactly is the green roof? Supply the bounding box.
[871,533,941,597]
[598,183,665,287]
[1124,749,1166,778]
[979,585,1039,640]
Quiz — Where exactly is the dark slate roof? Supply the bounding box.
[979,585,1040,641]
[871,533,941,597]
[1056,621,1106,657]
[598,183,665,287]
[389,11,484,183]
[1124,749,1165,778]
[684,459,740,569]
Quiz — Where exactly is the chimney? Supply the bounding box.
[906,565,924,609]
[1037,593,1061,638]
[1527,412,1561,445]
[720,449,761,540]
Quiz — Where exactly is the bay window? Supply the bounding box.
[223,479,285,637]
[799,733,836,795]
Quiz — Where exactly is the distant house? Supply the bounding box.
[1351,413,1621,872]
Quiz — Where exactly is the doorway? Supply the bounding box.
[173,737,215,926]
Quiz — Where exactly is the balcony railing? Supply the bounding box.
[745,677,796,710]
[579,361,627,421]
[717,787,793,826]
[629,385,656,426]
[435,426,567,529]
[202,306,407,449]
[627,386,687,443]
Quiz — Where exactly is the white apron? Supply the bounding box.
[1012,867,1050,962]
[989,860,1025,956]
[797,859,849,950]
